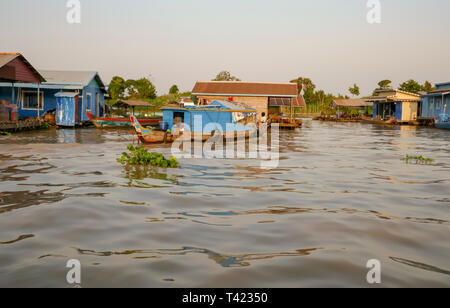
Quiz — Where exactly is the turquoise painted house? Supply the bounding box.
[0,70,106,124]
[161,100,257,133]
[420,82,450,119]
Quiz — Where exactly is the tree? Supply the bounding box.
[290,77,316,95]
[377,80,392,89]
[124,78,157,99]
[372,79,393,96]
[423,81,434,92]
[169,85,179,94]
[349,84,360,97]
[134,78,157,99]
[212,71,241,81]
[398,79,423,94]
[109,76,126,99]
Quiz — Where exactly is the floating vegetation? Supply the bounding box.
[0,131,12,136]
[118,145,178,168]
[401,155,434,164]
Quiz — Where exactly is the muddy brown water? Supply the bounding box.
[0,120,449,287]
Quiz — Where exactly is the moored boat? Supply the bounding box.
[131,116,175,143]
[361,116,395,125]
[435,113,450,130]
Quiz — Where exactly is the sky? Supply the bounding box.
[1,0,450,96]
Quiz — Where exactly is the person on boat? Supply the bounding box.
[172,117,185,136]
[261,112,268,123]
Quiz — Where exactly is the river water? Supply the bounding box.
[0,120,449,288]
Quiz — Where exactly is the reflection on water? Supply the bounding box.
[390,257,450,276]
[0,234,35,245]
[75,246,320,268]
[0,190,65,214]
[0,120,449,287]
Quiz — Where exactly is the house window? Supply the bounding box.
[22,91,44,110]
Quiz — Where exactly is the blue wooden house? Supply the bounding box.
[161,100,257,133]
[0,70,106,125]
[420,82,450,119]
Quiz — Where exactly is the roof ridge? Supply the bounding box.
[196,81,295,85]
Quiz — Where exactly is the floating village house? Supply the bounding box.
[331,99,372,113]
[420,82,450,119]
[0,53,46,122]
[161,100,257,133]
[0,53,106,126]
[192,81,305,120]
[366,89,421,123]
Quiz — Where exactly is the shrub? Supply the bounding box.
[118,145,178,168]
[401,155,434,164]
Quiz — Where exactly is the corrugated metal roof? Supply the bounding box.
[268,95,306,107]
[193,81,298,97]
[114,100,154,107]
[293,95,306,107]
[209,100,255,111]
[425,88,450,94]
[332,99,372,107]
[40,70,99,86]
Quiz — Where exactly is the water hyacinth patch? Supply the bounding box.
[401,155,434,165]
[118,145,178,168]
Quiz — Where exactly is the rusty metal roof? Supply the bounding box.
[332,99,372,107]
[193,81,298,97]
[269,95,306,107]
[0,53,45,83]
[114,100,154,108]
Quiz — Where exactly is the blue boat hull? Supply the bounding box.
[436,122,450,130]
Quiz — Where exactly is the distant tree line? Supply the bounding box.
[107,71,436,113]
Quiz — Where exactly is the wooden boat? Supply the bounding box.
[268,115,302,129]
[87,111,161,129]
[361,116,395,125]
[435,113,450,130]
[131,116,175,143]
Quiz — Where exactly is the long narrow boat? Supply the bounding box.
[435,113,450,130]
[131,115,175,143]
[361,116,395,125]
[87,111,162,129]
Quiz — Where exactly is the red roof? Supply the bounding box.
[193,81,298,97]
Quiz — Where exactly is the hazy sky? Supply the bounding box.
[1,0,449,96]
